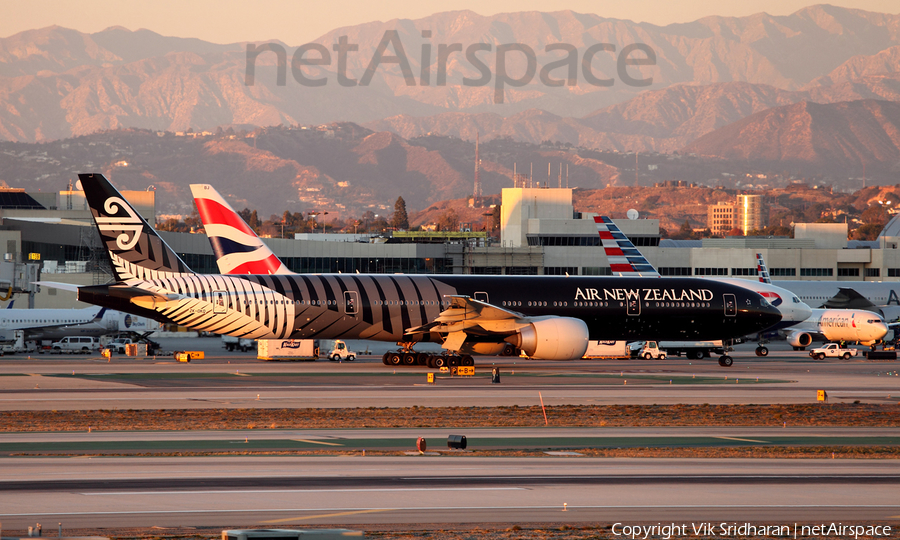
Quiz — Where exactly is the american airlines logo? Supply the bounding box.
[575,287,714,302]
[95,197,143,250]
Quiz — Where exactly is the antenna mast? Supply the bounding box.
[473,132,482,207]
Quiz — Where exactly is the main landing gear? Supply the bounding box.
[718,355,733,367]
[381,351,474,368]
[381,341,475,368]
[754,346,769,357]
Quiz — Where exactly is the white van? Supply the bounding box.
[50,336,101,353]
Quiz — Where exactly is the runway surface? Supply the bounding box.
[0,341,897,532]
[2,426,898,454]
[0,457,898,528]
[0,341,898,409]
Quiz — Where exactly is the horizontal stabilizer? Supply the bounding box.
[32,281,80,292]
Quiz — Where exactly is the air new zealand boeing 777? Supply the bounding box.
[66,173,780,365]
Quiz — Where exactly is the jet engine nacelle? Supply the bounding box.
[787,331,813,348]
[513,317,589,360]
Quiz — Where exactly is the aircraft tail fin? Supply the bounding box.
[190,184,292,275]
[756,253,772,284]
[91,307,108,322]
[78,173,192,281]
[596,216,660,277]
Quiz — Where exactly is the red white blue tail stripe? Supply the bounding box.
[191,184,291,275]
[756,253,771,284]
[595,216,660,277]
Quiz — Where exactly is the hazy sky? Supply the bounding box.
[4,0,900,44]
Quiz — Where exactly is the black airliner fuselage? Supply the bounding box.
[79,273,780,343]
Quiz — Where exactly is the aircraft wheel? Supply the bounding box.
[382,352,390,365]
[402,353,416,365]
[461,355,474,366]
[501,343,516,356]
[388,352,402,366]
[447,356,460,367]
[433,356,448,368]
[416,353,429,365]
[426,356,436,368]
[759,346,768,357]
[718,355,733,367]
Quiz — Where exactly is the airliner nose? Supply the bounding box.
[743,294,783,333]
[796,303,813,322]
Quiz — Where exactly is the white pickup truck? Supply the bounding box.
[809,343,857,360]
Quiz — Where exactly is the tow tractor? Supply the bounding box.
[328,340,356,362]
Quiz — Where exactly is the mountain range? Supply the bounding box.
[2,5,900,146]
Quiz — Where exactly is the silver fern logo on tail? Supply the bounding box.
[79,173,192,278]
[95,197,143,250]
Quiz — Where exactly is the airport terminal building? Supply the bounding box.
[3,185,900,308]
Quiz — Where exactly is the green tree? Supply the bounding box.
[391,196,409,230]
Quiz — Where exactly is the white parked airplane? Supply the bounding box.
[0,306,159,342]
[749,254,900,321]
[753,254,889,349]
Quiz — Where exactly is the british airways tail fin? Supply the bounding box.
[78,173,192,281]
[189,184,292,275]
[596,216,660,277]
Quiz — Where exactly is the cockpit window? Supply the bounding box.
[792,297,801,303]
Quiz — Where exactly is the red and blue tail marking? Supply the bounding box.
[595,216,660,277]
[190,184,291,275]
[756,253,771,284]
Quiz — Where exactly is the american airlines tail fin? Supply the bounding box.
[756,253,772,284]
[78,173,192,281]
[190,184,292,275]
[596,216,660,277]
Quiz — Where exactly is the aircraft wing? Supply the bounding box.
[404,295,532,348]
[823,287,881,312]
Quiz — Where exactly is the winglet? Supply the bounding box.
[596,216,660,277]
